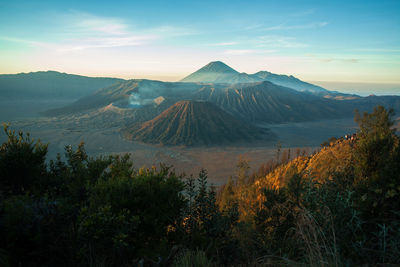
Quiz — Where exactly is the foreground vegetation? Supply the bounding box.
[1,106,399,266]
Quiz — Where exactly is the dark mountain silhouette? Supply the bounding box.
[0,71,123,99]
[122,100,269,146]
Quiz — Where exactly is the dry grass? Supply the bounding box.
[295,209,340,267]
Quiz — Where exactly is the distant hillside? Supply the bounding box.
[122,100,269,146]
[0,71,123,99]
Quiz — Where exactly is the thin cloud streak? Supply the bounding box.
[75,17,128,35]
[223,49,254,55]
[0,36,56,50]
[288,9,316,17]
[1,34,158,52]
[255,35,309,48]
[57,36,158,52]
[150,25,198,36]
[2,12,196,52]
[263,22,328,31]
[209,42,238,46]
[353,48,400,53]
[306,53,360,64]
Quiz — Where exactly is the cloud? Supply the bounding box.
[259,49,278,54]
[150,25,197,36]
[342,58,360,63]
[306,53,360,64]
[223,49,254,55]
[73,13,128,35]
[263,22,328,31]
[288,9,316,17]
[57,36,158,52]
[244,24,264,30]
[2,12,196,53]
[0,34,156,52]
[209,42,238,46]
[353,48,400,53]
[0,36,53,49]
[255,35,308,48]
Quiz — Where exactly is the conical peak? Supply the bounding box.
[199,61,238,74]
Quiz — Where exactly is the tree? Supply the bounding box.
[236,157,250,186]
[355,106,395,140]
[218,176,236,212]
[354,106,397,181]
[0,124,48,195]
[353,106,400,220]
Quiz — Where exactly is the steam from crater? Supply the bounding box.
[128,92,164,108]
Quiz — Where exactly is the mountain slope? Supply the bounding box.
[0,71,123,99]
[122,100,269,146]
[252,71,328,93]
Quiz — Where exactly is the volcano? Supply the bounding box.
[180,61,331,94]
[180,61,261,84]
[122,100,269,146]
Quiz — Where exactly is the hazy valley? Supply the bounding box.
[1,61,397,184]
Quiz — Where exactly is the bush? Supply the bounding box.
[80,163,185,262]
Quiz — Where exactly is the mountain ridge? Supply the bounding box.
[44,78,400,125]
[0,70,123,99]
[180,61,329,94]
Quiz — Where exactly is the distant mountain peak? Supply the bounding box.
[196,61,239,74]
[180,61,260,83]
[180,62,330,93]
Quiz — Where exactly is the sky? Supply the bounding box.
[0,0,399,89]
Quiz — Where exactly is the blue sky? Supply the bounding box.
[0,0,399,86]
